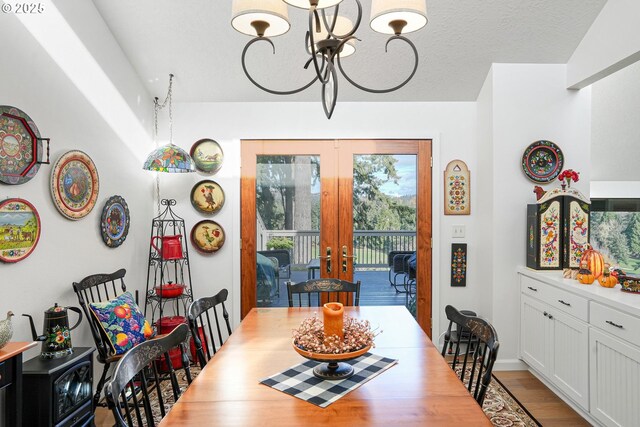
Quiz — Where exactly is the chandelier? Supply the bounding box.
[231,0,428,119]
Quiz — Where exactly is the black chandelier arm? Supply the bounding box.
[321,0,362,40]
[308,8,332,85]
[337,35,420,94]
[241,37,319,95]
[321,61,339,119]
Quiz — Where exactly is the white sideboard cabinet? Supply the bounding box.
[518,268,640,427]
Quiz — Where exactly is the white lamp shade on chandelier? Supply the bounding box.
[308,16,356,57]
[370,0,428,35]
[231,0,290,37]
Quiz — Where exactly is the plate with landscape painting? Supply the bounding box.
[190,220,225,253]
[190,139,224,174]
[100,195,130,248]
[0,198,41,263]
[50,150,100,220]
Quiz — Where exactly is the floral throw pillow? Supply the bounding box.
[89,291,154,355]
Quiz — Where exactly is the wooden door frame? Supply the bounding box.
[240,139,433,335]
[338,140,432,334]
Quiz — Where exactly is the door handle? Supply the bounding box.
[342,246,356,273]
[319,247,332,273]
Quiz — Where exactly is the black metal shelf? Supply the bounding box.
[144,199,194,328]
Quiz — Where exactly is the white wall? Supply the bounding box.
[567,0,640,89]
[475,68,495,323]
[486,64,592,365]
[0,9,155,364]
[591,60,640,181]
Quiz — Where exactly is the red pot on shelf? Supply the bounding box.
[156,316,187,371]
[154,283,185,298]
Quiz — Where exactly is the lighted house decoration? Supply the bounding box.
[526,187,590,270]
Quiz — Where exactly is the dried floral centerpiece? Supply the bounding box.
[292,302,378,380]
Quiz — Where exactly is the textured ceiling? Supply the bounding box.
[92,0,606,103]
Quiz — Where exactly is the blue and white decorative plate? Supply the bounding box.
[100,195,130,248]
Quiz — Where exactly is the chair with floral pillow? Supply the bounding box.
[73,268,153,407]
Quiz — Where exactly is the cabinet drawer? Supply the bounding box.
[545,286,589,322]
[591,302,640,348]
[521,275,588,321]
[521,276,550,299]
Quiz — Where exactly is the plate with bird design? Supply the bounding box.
[190,180,224,214]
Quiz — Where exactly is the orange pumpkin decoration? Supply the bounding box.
[580,244,605,279]
[577,260,595,285]
[598,264,618,288]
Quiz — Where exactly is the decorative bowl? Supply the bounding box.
[154,283,185,298]
[293,341,371,380]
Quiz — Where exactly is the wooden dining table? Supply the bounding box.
[159,306,492,426]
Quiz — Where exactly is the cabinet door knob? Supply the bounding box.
[606,320,624,329]
[558,300,571,307]
[543,311,548,317]
[527,286,538,292]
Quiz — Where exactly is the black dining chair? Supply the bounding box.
[72,268,130,407]
[388,250,415,290]
[441,305,499,406]
[286,278,361,307]
[104,323,192,427]
[187,289,232,369]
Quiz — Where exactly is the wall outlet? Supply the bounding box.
[452,225,465,238]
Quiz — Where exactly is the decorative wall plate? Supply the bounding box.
[0,198,41,263]
[190,180,225,214]
[190,139,224,174]
[522,140,564,183]
[0,105,50,185]
[444,160,470,215]
[100,195,130,248]
[50,150,99,220]
[190,220,225,253]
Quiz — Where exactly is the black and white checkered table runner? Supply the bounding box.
[260,352,398,408]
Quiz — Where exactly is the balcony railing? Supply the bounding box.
[259,230,416,267]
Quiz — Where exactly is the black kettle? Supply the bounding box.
[23,304,83,359]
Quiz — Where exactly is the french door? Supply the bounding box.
[240,139,433,335]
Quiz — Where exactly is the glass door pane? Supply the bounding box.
[255,155,320,307]
[351,154,417,311]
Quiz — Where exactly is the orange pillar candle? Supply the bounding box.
[323,302,344,341]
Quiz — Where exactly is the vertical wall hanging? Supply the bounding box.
[444,160,470,215]
[451,243,467,287]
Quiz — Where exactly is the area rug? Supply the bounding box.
[484,374,541,427]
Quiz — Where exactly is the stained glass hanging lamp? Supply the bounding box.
[143,74,195,173]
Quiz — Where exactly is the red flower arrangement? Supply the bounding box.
[558,169,579,183]
[558,169,579,189]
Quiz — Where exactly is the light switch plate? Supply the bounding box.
[452,225,465,238]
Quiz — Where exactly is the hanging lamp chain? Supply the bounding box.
[154,74,174,144]
[153,73,175,214]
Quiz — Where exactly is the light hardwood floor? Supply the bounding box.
[95,370,590,426]
[493,370,591,427]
